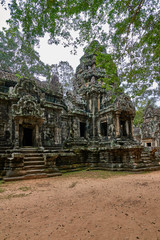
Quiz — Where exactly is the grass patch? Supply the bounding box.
[0,193,31,200]
[0,188,5,193]
[69,181,78,188]
[0,180,5,193]
[0,180,4,185]
[19,186,31,191]
[62,169,133,179]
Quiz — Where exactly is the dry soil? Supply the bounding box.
[0,170,160,240]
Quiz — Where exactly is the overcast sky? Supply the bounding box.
[0,4,84,71]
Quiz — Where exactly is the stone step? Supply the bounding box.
[24,173,48,179]
[26,169,46,174]
[24,172,62,179]
[24,156,44,161]
[19,148,43,153]
[141,158,152,161]
[24,154,43,157]
[24,161,44,166]
[141,156,150,158]
[142,161,153,164]
[3,172,62,181]
[24,165,45,170]
[3,176,25,181]
[133,166,160,171]
[141,158,151,160]
[141,156,151,159]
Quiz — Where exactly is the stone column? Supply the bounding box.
[97,94,100,111]
[126,120,129,136]
[55,128,61,144]
[14,119,19,148]
[35,125,39,147]
[97,120,101,138]
[115,113,120,137]
[89,99,92,112]
[130,118,134,137]
[92,96,95,138]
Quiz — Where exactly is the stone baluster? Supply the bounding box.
[92,95,96,138]
[14,119,19,148]
[126,120,129,136]
[130,118,134,137]
[35,125,39,147]
[116,113,120,137]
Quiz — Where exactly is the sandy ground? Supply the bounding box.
[1,171,160,240]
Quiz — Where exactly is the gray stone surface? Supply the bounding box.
[0,43,159,180]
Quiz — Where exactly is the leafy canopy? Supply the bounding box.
[0,24,51,80]
[0,24,74,89]
[1,0,160,102]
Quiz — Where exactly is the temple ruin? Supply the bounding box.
[134,105,160,147]
[0,41,160,180]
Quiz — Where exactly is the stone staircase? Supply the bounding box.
[3,148,61,181]
[23,152,47,177]
[133,149,160,171]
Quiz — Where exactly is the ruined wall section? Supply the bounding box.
[0,100,12,147]
[141,105,160,147]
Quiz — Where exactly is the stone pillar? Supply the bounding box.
[35,125,39,147]
[55,128,61,144]
[89,99,92,112]
[126,120,129,136]
[130,118,134,137]
[115,113,120,137]
[92,96,95,138]
[14,119,19,148]
[97,120,101,138]
[97,94,100,111]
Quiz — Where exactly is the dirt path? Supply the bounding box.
[1,171,160,240]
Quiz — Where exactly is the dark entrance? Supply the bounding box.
[80,122,86,137]
[120,120,127,137]
[23,128,33,146]
[147,142,151,147]
[101,122,107,137]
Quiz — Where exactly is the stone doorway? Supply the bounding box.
[80,122,86,137]
[23,128,33,146]
[19,124,36,147]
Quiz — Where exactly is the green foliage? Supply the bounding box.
[133,98,157,127]
[84,40,106,55]
[96,51,123,98]
[0,24,50,80]
[133,106,144,127]
[50,61,74,94]
[1,0,160,102]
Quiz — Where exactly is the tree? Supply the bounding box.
[0,23,74,94]
[133,97,158,127]
[50,61,74,94]
[0,23,51,80]
[1,0,160,101]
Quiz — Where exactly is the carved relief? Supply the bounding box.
[10,78,45,102]
[115,95,135,115]
[12,95,44,119]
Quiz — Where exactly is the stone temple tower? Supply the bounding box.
[66,40,136,146]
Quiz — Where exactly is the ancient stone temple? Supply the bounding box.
[0,41,159,180]
[141,105,160,147]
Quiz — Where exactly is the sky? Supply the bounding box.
[35,35,84,71]
[0,4,84,71]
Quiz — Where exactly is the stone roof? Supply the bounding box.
[0,70,18,82]
[0,70,63,96]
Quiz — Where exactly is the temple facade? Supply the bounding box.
[141,105,160,147]
[0,42,159,180]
